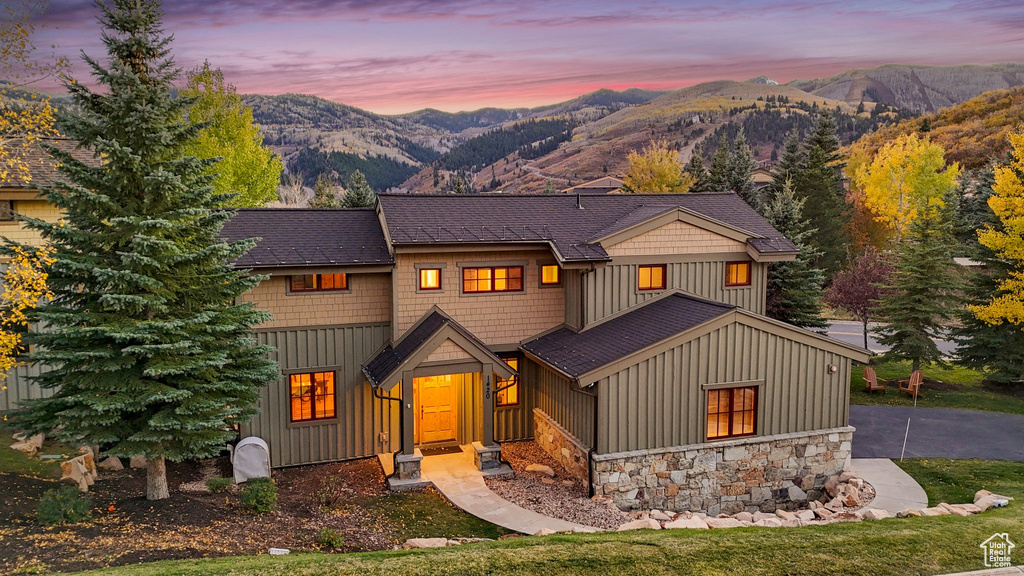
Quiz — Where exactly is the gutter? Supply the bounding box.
[372,385,404,484]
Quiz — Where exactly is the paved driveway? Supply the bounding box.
[850,405,1024,461]
[827,321,957,356]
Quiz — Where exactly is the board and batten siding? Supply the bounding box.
[239,323,398,467]
[494,359,536,442]
[596,320,850,454]
[582,260,767,326]
[0,363,50,412]
[531,360,595,448]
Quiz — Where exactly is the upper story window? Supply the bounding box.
[419,268,442,290]
[638,264,666,291]
[463,266,523,294]
[290,371,336,422]
[0,201,14,222]
[495,354,519,407]
[540,264,561,286]
[725,262,751,287]
[289,273,348,293]
[707,386,757,440]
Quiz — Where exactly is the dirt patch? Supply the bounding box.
[0,456,499,574]
[485,441,628,530]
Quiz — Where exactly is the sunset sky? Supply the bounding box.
[31,0,1024,114]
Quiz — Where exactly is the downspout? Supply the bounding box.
[492,371,519,471]
[373,384,403,484]
[570,383,598,497]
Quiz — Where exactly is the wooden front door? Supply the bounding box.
[415,375,458,444]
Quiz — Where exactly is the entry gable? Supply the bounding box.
[363,307,516,391]
[600,207,752,257]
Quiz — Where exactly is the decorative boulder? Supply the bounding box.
[705,517,744,529]
[130,455,148,469]
[616,518,662,531]
[61,453,97,492]
[11,433,45,455]
[861,509,891,521]
[98,457,124,471]
[525,464,555,478]
[232,437,271,483]
[534,528,558,536]
[403,538,450,549]
[664,517,709,529]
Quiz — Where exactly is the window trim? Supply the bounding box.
[288,370,338,424]
[287,273,350,294]
[461,265,525,294]
[0,200,15,222]
[704,385,759,441]
[494,353,520,408]
[539,264,562,287]
[418,267,443,291]
[637,264,667,291]
[724,261,752,288]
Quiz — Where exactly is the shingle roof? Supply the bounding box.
[0,138,100,189]
[362,309,513,387]
[521,293,735,380]
[377,193,796,262]
[220,208,393,268]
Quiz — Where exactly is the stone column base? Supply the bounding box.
[472,441,501,471]
[395,449,423,480]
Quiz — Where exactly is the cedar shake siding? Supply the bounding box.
[392,250,565,346]
[603,220,747,257]
[241,273,392,330]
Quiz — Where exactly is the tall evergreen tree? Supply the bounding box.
[873,209,959,371]
[728,129,758,207]
[771,130,804,197]
[683,143,712,192]
[308,173,342,208]
[795,112,849,275]
[9,0,278,500]
[761,179,827,328]
[707,134,732,192]
[342,169,376,208]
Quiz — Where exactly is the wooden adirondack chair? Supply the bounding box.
[863,366,886,394]
[897,370,924,398]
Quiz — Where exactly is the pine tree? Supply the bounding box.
[795,112,850,276]
[873,209,959,371]
[542,180,556,195]
[761,179,827,329]
[728,129,758,206]
[707,134,732,192]
[771,130,804,197]
[683,144,711,192]
[8,0,278,500]
[308,173,341,208]
[342,169,376,208]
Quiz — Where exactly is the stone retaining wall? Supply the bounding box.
[532,408,590,483]
[591,427,854,515]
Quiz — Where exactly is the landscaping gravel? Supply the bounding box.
[485,441,629,530]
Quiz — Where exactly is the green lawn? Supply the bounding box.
[850,360,1024,415]
[70,459,1024,576]
[345,491,512,542]
[0,422,77,479]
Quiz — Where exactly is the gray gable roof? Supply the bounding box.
[521,293,735,381]
[377,192,795,262]
[221,208,393,269]
[1,138,101,189]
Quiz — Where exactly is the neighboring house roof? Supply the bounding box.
[522,291,871,384]
[377,192,797,263]
[0,138,99,190]
[560,176,624,195]
[362,307,516,390]
[522,293,734,380]
[221,208,394,269]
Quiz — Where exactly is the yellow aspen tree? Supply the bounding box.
[855,133,960,243]
[971,128,1024,325]
[0,245,55,384]
[623,139,695,194]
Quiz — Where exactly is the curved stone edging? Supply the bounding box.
[848,458,928,513]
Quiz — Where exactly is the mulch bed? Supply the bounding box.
[485,441,629,530]
[0,455,440,574]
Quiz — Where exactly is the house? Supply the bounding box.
[559,176,623,195]
[218,192,869,513]
[0,138,79,251]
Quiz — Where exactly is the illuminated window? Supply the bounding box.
[289,273,348,292]
[540,265,561,286]
[463,266,524,293]
[725,262,751,287]
[637,264,666,291]
[290,371,336,422]
[706,386,757,440]
[495,354,519,407]
[419,268,442,290]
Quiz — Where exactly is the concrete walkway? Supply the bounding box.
[850,405,1024,461]
[849,458,929,513]
[381,446,599,534]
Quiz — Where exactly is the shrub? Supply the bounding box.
[37,487,92,525]
[239,477,277,514]
[206,477,232,493]
[314,528,344,549]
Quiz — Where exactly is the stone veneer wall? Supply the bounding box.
[591,427,853,515]
[533,408,590,484]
